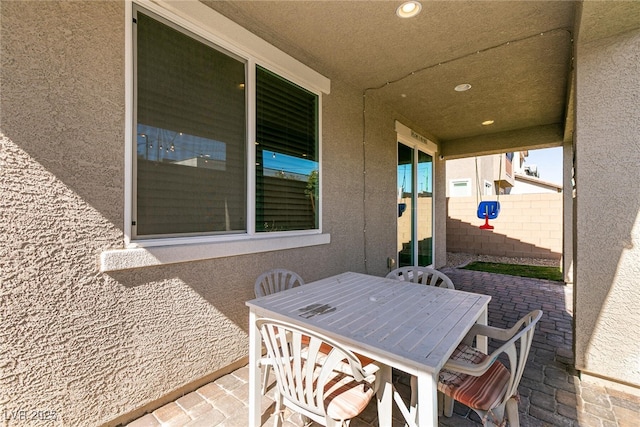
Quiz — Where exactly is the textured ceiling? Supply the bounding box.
[202,1,640,153]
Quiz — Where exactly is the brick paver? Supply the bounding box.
[125,269,639,427]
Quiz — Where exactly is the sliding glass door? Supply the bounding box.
[397,142,433,267]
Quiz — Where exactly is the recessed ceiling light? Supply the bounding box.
[482,120,495,126]
[396,1,422,18]
[454,83,472,92]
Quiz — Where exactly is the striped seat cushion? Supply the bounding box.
[323,370,375,420]
[295,341,376,421]
[285,358,376,421]
[438,344,510,411]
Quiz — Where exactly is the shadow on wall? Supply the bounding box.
[446,217,562,260]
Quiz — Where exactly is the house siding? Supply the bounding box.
[0,2,427,424]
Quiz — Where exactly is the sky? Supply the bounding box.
[523,147,563,185]
[262,150,317,177]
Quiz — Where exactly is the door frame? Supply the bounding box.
[395,121,438,267]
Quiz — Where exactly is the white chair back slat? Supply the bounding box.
[254,268,304,297]
[386,266,455,289]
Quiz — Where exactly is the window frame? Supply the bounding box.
[133,9,249,239]
[484,180,494,196]
[103,0,330,271]
[449,179,472,197]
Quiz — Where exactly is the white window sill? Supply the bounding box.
[100,233,331,272]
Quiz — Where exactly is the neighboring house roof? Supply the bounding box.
[514,172,563,193]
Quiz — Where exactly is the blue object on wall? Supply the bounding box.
[398,203,407,217]
[477,201,500,220]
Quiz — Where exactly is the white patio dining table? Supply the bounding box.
[246,271,491,427]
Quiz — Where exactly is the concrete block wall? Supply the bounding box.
[446,193,562,259]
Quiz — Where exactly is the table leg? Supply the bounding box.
[375,364,393,426]
[476,306,488,354]
[248,310,261,427]
[416,372,438,426]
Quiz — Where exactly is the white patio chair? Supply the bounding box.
[438,310,543,427]
[254,268,305,298]
[385,266,455,420]
[385,266,455,289]
[256,318,379,427]
[254,269,305,395]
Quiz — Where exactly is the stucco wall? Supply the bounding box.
[574,28,640,387]
[0,2,427,425]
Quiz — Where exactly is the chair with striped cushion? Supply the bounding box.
[438,310,543,427]
[385,266,455,289]
[256,318,379,427]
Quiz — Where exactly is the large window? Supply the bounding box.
[133,8,319,240]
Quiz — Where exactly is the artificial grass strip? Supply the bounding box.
[463,261,563,282]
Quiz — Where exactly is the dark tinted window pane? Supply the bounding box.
[255,66,318,232]
[135,11,246,237]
